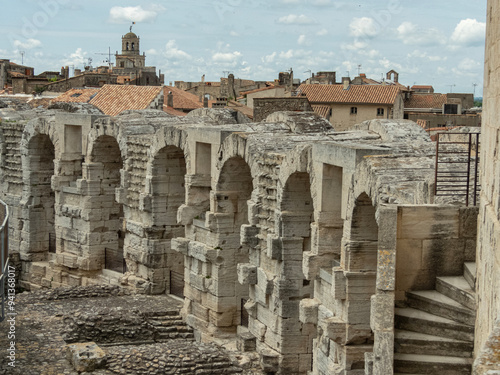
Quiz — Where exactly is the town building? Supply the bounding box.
[298,80,404,131]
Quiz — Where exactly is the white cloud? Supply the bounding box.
[61,48,87,67]
[349,17,378,38]
[341,40,368,51]
[277,14,315,25]
[397,21,444,46]
[262,52,277,63]
[316,28,328,36]
[164,40,191,60]
[450,19,486,46]
[229,31,240,37]
[358,49,380,58]
[212,51,242,63]
[13,38,42,50]
[280,0,300,3]
[458,57,481,71]
[298,34,308,45]
[146,48,159,56]
[109,6,159,23]
[408,50,447,62]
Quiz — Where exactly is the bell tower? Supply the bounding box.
[122,32,140,56]
[115,25,146,70]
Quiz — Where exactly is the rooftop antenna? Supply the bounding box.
[448,84,456,93]
[473,83,478,96]
[222,70,232,78]
[357,64,362,76]
[346,70,350,78]
[20,51,25,65]
[95,47,113,69]
[304,69,312,79]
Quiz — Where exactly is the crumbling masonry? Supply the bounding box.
[0,100,486,374]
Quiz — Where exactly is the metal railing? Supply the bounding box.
[0,200,10,322]
[434,132,481,206]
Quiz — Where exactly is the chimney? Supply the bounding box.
[342,77,351,90]
[74,69,82,76]
[167,91,173,107]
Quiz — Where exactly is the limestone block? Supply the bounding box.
[204,293,236,312]
[189,273,207,292]
[299,298,320,324]
[191,300,209,321]
[266,235,282,260]
[259,347,280,373]
[244,299,257,318]
[177,204,199,225]
[372,331,393,375]
[364,352,374,375]
[209,309,236,327]
[370,293,394,331]
[66,342,107,373]
[187,241,217,263]
[322,316,346,344]
[332,267,346,300]
[240,224,259,247]
[237,263,257,285]
[206,212,234,231]
[206,277,235,297]
[139,193,152,212]
[397,206,459,240]
[257,267,274,295]
[249,317,267,341]
[237,327,257,352]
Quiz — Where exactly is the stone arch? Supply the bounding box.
[212,156,253,329]
[22,133,56,260]
[149,145,187,296]
[275,171,315,372]
[88,135,125,273]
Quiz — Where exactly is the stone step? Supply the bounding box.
[464,262,476,290]
[395,308,474,342]
[406,290,475,325]
[394,329,473,358]
[394,353,472,374]
[435,276,475,310]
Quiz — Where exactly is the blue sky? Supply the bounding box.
[0,0,487,96]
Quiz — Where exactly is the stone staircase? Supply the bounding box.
[394,262,476,374]
[145,311,195,341]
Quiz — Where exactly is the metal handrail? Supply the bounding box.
[0,199,10,322]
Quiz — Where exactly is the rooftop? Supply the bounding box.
[298,84,402,105]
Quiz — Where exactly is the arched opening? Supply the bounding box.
[131,42,135,51]
[151,146,187,296]
[349,193,378,272]
[90,135,124,273]
[126,42,129,51]
[278,171,315,372]
[215,156,253,328]
[27,134,55,259]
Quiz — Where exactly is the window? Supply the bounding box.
[377,108,384,116]
[350,107,357,115]
[120,62,125,68]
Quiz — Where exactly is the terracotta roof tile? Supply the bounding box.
[163,86,215,110]
[89,85,163,116]
[311,105,331,118]
[411,85,434,90]
[240,86,278,96]
[298,84,401,105]
[404,94,447,109]
[52,88,100,103]
[227,100,253,119]
[163,105,187,116]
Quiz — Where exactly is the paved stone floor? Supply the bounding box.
[0,286,263,374]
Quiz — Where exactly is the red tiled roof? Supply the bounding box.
[311,105,331,118]
[227,100,253,119]
[163,86,215,110]
[404,94,447,109]
[240,85,278,96]
[8,71,27,78]
[163,105,187,116]
[411,85,433,90]
[298,84,401,105]
[52,88,100,103]
[89,84,163,116]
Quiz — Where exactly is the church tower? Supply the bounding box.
[115,27,146,69]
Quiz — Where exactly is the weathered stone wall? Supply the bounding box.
[474,0,500,371]
[395,205,477,300]
[253,97,312,122]
[2,105,478,374]
[406,112,481,128]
